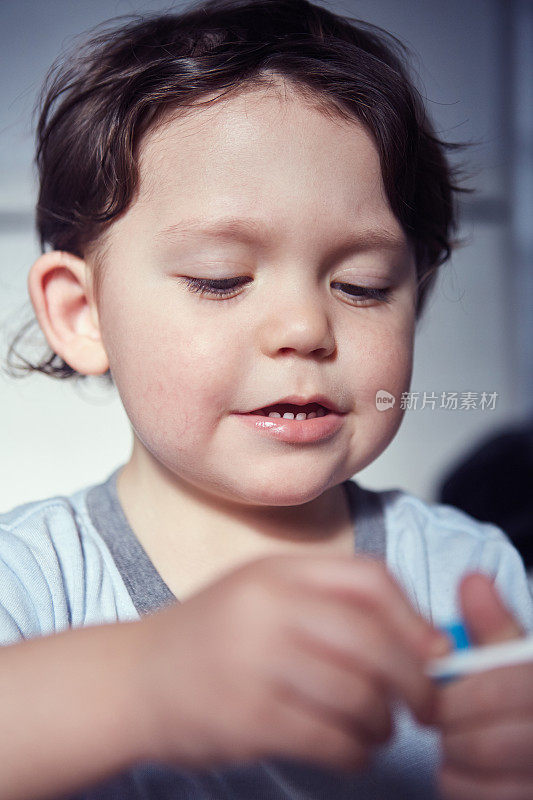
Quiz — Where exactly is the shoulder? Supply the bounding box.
[1,491,86,542]
[0,494,81,642]
[353,481,512,568]
[381,487,511,554]
[361,484,533,630]
[0,483,135,643]
[0,492,87,583]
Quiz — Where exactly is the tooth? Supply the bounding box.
[264,408,327,420]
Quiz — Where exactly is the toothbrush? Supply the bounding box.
[426,624,533,682]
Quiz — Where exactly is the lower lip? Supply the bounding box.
[233,412,346,443]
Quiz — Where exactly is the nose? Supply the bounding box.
[258,278,336,359]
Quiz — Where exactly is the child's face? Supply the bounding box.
[93,81,417,505]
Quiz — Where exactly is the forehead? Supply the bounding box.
[118,79,405,246]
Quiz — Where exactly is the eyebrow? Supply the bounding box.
[154,216,408,253]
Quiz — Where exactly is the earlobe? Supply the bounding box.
[27,250,110,375]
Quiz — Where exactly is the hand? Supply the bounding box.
[433,572,533,799]
[134,553,446,773]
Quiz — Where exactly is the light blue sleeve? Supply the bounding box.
[0,493,143,648]
[472,526,533,634]
[385,491,533,634]
[0,503,73,645]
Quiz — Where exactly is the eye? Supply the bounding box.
[181,277,248,298]
[332,282,392,305]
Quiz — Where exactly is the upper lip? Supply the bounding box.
[243,394,347,414]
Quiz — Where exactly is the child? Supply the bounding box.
[2,0,532,798]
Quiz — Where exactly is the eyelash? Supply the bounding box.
[182,277,392,304]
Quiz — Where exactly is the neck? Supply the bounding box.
[115,439,354,599]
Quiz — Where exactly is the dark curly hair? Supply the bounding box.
[5,0,470,385]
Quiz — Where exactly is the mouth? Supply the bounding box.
[236,400,346,443]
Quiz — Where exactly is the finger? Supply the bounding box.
[260,695,373,773]
[273,644,393,745]
[459,573,525,646]
[289,592,436,724]
[435,662,533,730]
[267,553,448,659]
[442,717,533,777]
[439,763,533,800]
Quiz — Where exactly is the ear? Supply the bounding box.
[27,250,109,375]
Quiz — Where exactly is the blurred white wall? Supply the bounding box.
[0,0,527,510]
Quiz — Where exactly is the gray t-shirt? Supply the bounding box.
[1,467,532,799]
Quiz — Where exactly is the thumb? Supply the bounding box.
[459,572,525,647]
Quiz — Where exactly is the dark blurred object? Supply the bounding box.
[437,421,533,568]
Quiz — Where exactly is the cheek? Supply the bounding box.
[367,338,413,397]
[100,296,234,439]
[342,323,413,471]
[346,319,414,407]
